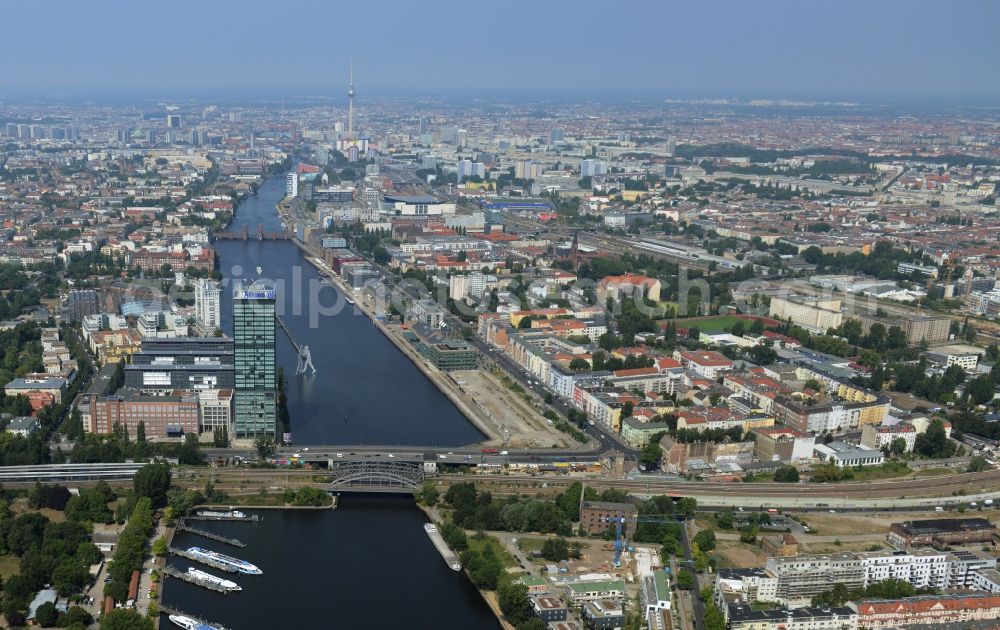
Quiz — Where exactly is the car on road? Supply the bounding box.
[336,453,343,458]
[388,453,395,458]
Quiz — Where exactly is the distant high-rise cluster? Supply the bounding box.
[580,159,606,178]
[6,123,79,140]
[457,159,485,181]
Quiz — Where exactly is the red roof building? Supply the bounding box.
[678,350,734,378]
[852,593,1000,628]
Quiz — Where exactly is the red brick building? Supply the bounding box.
[852,593,1000,628]
[888,518,997,548]
[89,389,199,438]
[579,501,638,538]
[129,247,215,273]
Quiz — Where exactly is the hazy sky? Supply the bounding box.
[5,0,999,100]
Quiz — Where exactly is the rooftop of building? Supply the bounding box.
[716,567,773,580]
[7,416,40,430]
[565,579,626,593]
[4,376,66,389]
[852,592,1000,615]
[581,501,638,513]
[533,596,565,610]
[727,603,856,623]
[519,575,547,587]
[893,517,996,535]
[621,417,671,431]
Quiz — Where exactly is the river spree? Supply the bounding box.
[214,176,483,446]
[161,498,500,629]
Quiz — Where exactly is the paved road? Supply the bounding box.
[715,532,885,543]
[680,523,706,630]
[491,531,542,574]
[203,445,603,466]
[669,556,694,630]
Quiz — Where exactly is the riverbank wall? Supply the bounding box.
[415,504,515,630]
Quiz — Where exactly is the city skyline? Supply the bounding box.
[2,0,999,102]
[1,4,1000,628]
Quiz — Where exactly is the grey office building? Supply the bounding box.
[125,337,235,391]
[61,289,100,323]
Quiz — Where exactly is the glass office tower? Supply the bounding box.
[233,283,276,438]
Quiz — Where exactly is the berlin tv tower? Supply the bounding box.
[347,60,355,137]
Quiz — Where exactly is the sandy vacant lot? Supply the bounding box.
[451,370,575,448]
[715,541,767,569]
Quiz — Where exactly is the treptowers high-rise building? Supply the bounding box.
[233,282,276,438]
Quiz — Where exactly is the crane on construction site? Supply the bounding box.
[605,513,685,567]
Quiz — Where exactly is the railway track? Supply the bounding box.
[176,466,1000,500]
[435,469,1000,499]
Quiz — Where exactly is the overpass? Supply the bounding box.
[203,445,606,468]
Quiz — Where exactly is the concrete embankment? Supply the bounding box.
[416,505,515,630]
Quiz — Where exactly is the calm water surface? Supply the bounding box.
[214,176,483,446]
[161,497,500,629]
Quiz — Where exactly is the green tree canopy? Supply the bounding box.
[133,461,171,508]
[100,608,155,630]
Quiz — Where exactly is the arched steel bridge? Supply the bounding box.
[329,460,425,493]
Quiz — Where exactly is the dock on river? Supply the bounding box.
[186,513,260,522]
[176,520,246,547]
